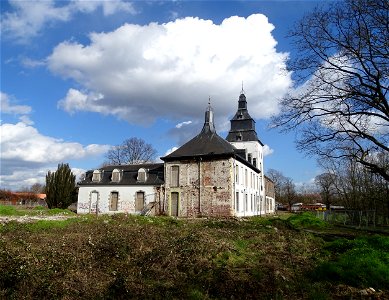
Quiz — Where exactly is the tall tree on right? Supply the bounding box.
[272,0,389,181]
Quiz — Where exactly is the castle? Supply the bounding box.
[77,91,275,217]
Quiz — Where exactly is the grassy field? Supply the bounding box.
[0,207,388,299]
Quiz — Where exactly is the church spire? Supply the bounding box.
[202,96,216,133]
[226,89,260,143]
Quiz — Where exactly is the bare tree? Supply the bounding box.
[30,183,45,194]
[267,169,297,209]
[267,169,286,201]
[105,137,157,165]
[272,0,389,181]
[315,173,337,209]
[283,177,297,211]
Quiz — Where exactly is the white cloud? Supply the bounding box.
[1,122,110,163]
[263,144,274,156]
[0,166,87,190]
[18,115,34,126]
[0,92,32,115]
[0,122,110,189]
[1,0,136,42]
[176,121,192,128]
[21,57,46,68]
[164,147,178,156]
[48,14,292,125]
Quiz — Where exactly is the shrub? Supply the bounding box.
[313,236,389,289]
[287,212,328,229]
[0,205,22,216]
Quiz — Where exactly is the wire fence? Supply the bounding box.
[315,210,389,228]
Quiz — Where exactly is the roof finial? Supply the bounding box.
[241,81,245,95]
[208,96,211,106]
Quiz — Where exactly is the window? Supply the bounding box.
[236,134,242,141]
[248,153,252,164]
[110,192,118,211]
[245,169,248,187]
[171,166,179,187]
[111,169,121,182]
[137,168,147,182]
[92,170,101,182]
[236,192,239,212]
[253,158,257,168]
[235,165,239,183]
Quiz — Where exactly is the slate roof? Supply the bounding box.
[226,93,264,145]
[161,103,261,173]
[78,163,164,186]
[162,129,237,161]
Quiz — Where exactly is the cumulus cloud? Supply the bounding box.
[48,14,291,126]
[263,144,274,156]
[1,122,110,164]
[1,0,136,42]
[1,92,32,115]
[0,166,87,190]
[0,122,110,189]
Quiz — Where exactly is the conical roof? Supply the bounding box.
[161,102,237,161]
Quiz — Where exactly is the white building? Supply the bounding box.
[77,91,275,216]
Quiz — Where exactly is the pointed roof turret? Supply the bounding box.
[226,90,263,145]
[202,96,216,134]
[162,100,237,161]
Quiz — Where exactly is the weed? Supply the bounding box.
[312,235,389,289]
[0,205,23,216]
[288,212,328,229]
[45,208,74,215]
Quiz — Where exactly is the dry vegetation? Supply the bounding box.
[0,211,388,299]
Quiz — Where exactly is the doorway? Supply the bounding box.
[136,191,145,212]
[170,192,179,217]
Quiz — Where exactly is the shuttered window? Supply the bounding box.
[92,170,101,182]
[171,166,179,187]
[111,169,121,182]
[138,168,147,182]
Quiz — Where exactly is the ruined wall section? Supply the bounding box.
[164,158,234,217]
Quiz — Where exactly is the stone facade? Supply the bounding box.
[77,91,276,217]
[164,158,234,217]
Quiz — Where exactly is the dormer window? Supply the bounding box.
[111,169,121,182]
[236,134,242,141]
[92,170,102,182]
[137,168,147,182]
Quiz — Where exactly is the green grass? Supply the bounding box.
[313,235,389,289]
[0,205,24,216]
[0,205,75,217]
[288,212,329,229]
[0,213,387,299]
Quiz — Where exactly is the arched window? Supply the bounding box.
[92,170,102,182]
[137,168,147,182]
[111,169,121,182]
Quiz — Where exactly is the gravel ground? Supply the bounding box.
[0,214,76,224]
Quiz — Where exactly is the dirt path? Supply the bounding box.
[0,214,76,224]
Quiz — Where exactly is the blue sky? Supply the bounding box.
[1,0,327,190]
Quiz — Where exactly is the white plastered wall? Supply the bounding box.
[77,185,159,214]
